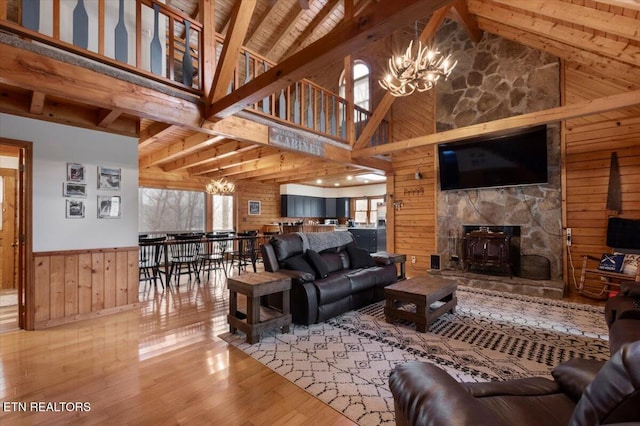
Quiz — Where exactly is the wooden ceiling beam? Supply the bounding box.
[490,0,640,42]
[245,1,281,46]
[353,89,640,158]
[468,0,640,68]
[264,3,308,58]
[476,16,640,85]
[0,41,206,133]
[208,0,454,119]
[29,91,46,115]
[450,0,482,43]
[188,146,276,175]
[162,139,252,172]
[0,87,137,136]
[353,5,451,150]
[138,122,174,149]
[97,108,123,128]
[259,165,360,183]
[139,132,226,169]
[208,0,256,105]
[280,0,340,60]
[208,152,312,179]
[592,0,640,12]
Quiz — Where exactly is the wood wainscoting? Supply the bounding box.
[32,246,139,329]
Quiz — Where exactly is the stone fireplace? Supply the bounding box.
[434,19,563,285]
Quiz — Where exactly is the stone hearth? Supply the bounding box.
[431,269,565,300]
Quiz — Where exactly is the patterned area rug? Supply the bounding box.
[221,286,609,425]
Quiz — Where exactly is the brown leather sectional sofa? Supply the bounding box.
[389,283,640,426]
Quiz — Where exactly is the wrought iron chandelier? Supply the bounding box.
[205,177,235,195]
[378,38,456,97]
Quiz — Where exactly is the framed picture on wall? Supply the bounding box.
[97,195,121,218]
[67,163,85,182]
[66,199,85,218]
[97,166,121,191]
[63,182,87,198]
[248,200,261,216]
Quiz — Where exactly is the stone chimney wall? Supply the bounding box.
[434,20,563,279]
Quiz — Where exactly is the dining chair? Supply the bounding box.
[168,234,202,285]
[139,236,166,290]
[198,234,227,281]
[230,231,258,275]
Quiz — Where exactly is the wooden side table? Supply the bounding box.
[227,271,292,344]
[373,252,407,280]
[384,276,457,332]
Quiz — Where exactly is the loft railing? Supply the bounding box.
[218,35,390,145]
[1,0,203,93]
[2,0,389,146]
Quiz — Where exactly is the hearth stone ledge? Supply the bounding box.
[429,269,565,300]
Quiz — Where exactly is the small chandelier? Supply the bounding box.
[205,177,235,195]
[379,39,457,97]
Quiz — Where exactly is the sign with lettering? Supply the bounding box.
[269,127,325,156]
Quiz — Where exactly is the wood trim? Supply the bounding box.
[353,89,640,158]
[33,246,139,329]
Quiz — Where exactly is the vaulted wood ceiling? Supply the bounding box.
[1,0,639,188]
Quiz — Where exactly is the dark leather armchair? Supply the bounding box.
[605,281,640,326]
[389,341,640,426]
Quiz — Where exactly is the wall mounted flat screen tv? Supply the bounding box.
[438,125,548,191]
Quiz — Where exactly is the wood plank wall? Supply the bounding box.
[389,147,438,274]
[564,62,640,297]
[33,246,139,329]
[236,181,281,233]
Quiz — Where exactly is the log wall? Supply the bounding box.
[563,62,640,297]
[33,246,139,329]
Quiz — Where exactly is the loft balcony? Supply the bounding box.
[0,0,389,149]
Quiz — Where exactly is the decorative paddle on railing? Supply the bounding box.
[330,97,337,136]
[262,62,270,114]
[73,0,89,49]
[243,51,251,84]
[306,85,313,128]
[150,3,162,75]
[293,83,301,124]
[319,92,326,133]
[278,89,286,120]
[182,20,193,86]
[114,0,128,63]
[22,0,40,32]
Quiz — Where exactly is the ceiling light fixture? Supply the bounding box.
[379,22,456,97]
[205,177,235,195]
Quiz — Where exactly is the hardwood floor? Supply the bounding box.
[0,264,608,425]
[0,271,356,425]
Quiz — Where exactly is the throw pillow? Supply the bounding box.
[597,253,625,272]
[620,253,639,276]
[282,254,316,277]
[347,244,376,269]
[306,249,330,278]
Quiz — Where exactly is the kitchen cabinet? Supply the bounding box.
[281,195,326,218]
[348,228,378,253]
[336,197,350,218]
[325,198,337,217]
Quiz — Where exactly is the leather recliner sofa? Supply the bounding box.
[388,298,640,426]
[261,231,399,325]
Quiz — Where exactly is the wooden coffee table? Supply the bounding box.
[384,276,457,332]
[227,271,292,344]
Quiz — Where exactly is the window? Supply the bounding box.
[353,196,384,225]
[212,194,234,231]
[339,61,370,111]
[138,188,204,233]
